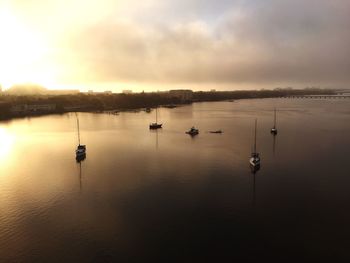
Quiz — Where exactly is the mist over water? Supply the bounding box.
[1,98,350,262]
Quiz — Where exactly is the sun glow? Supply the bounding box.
[0,8,55,88]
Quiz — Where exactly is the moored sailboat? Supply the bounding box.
[271,108,278,135]
[149,107,162,129]
[75,113,86,160]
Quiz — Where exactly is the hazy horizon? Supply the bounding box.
[1,0,350,92]
[2,82,339,94]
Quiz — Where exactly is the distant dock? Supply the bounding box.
[282,95,350,99]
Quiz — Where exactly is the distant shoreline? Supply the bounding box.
[0,89,338,121]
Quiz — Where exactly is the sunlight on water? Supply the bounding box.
[0,99,350,262]
[0,127,15,161]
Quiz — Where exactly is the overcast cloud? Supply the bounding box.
[4,0,350,90]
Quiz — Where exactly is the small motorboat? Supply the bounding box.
[209,130,223,134]
[149,123,162,129]
[186,127,199,136]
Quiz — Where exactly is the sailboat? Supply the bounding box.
[250,119,261,168]
[270,108,278,135]
[149,107,162,129]
[75,113,86,160]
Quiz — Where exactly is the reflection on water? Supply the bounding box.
[0,127,15,160]
[150,129,160,150]
[77,160,83,192]
[1,99,350,262]
[272,133,277,156]
[251,169,257,206]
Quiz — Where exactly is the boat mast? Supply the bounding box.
[274,108,277,128]
[76,113,81,146]
[254,119,257,153]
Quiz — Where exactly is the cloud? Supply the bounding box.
[5,0,350,89]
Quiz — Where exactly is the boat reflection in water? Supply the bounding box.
[250,162,260,174]
[77,159,83,191]
[150,128,160,149]
[250,165,259,206]
[76,153,86,163]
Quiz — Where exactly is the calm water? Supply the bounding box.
[1,98,350,262]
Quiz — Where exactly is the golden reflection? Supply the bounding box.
[0,127,15,160]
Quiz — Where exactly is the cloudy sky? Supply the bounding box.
[0,0,349,91]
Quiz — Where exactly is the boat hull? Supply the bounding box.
[249,157,260,167]
[76,150,86,156]
[209,130,223,134]
[186,128,199,136]
[186,131,199,136]
[76,145,86,159]
[76,152,86,162]
[149,123,162,129]
[270,128,277,135]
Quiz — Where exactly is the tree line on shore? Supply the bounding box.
[0,88,335,120]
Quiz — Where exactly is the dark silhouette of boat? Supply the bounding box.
[75,113,86,160]
[149,107,162,129]
[163,104,177,108]
[209,130,223,134]
[186,127,199,136]
[271,108,278,135]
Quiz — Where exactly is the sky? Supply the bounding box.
[0,0,349,92]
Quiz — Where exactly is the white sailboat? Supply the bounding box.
[271,108,277,135]
[149,107,162,129]
[250,119,260,168]
[75,113,86,160]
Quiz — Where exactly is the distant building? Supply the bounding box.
[88,90,94,94]
[210,89,216,92]
[168,89,193,102]
[122,90,133,94]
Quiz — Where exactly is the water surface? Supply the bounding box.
[1,98,350,262]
